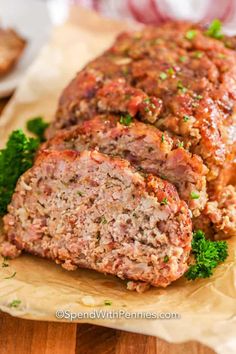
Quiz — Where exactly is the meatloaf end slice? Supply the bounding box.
[43,115,208,217]
[2,150,192,289]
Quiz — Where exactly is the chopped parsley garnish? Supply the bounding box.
[77,191,83,197]
[163,255,169,263]
[177,81,187,93]
[160,197,168,205]
[120,114,132,126]
[9,299,21,308]
[26,117,49,142]
[185,30,197,40]
[190,191,200,200]
[167,67,175,75]
[205,19,223,40]
[0,130,39,216]
[100,216,107,224]
[217,53,226,59]
[159,72,167,80]
[5,271,16,279]
[161,134,165,143]
[143,98,150,104]
[177,141,184,148]
[179,56,187,63]
[193,51,203,59]
[104,300,112,306]
[183,115,190,122]
[185,230,228,280]
[195,94,203,100]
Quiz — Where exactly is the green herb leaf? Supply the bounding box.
[185,30,197,40]
[160,197,168,205]
[159,72,167,80]
[161,134,165,143]
[104,300,112,306]
[193,51,203,59]
[167,67,175,75]
[120,114,132,126]
[185,230,228,280]
[9,299,21,308]
[27,117,49,142]
[205,19,224,39]
[190,191,200,200]
[177,81,187,93]
[177,141,184,148]
[179,56,187,63]
[183,115,190,122]
[77,191,83,197]
[163,255,169,263]
[0,130,39,216]
[100,216,107,224]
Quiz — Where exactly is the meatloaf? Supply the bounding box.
[43,114,208,216]
[47,21,236,197]
[45,21,236,240]
[0,28,26,76]
[2,150,192,290]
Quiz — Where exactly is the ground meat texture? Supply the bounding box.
[2,150,192,289]
[194,185,236,240]
[48,21,236,196]
[43,115,208,217]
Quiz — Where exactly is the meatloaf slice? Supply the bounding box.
[43,115,208,216]
[2,150,192,289]
[193,185,236,240]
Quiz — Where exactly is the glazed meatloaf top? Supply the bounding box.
[47,21,236,196]
[43,114,208,216]
[2,150,192,289]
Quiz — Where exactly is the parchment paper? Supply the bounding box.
[0,7,235,354]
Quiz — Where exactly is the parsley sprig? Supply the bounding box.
[205,19,224,39]
[185,230,228,280]
[27,116,49,142]
[0,130,39,216]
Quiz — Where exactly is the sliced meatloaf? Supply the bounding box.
[47,21,236,197]
[193,185,236,240]
[2,150,192,289]
[43,115,208,216]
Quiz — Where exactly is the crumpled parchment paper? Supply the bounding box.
[0,6,235,354]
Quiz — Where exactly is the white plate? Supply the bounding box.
[0,0,53,97]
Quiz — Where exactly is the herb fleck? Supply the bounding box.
[27,117,49,142]
[104,300,112,306]
[77,191,83,197]
[160,197,168,205]
[179,56,187,63]
[9,299,21,308]
[190,192,200,200]
[205,19,223,39]
[120,114,132,126]
[161,134,165,143]
[100,216,107,224]
[167,67,175,75]
[159,72,167,80]
[177,81,187,93]
[193,51,203,59]
[183,115,190,122]
[164,255,169,263]
[177,141,184,148]
[185,30,197,40]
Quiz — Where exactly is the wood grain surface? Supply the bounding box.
[0,98,215,354]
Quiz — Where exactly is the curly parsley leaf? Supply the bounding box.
[0,130,39,216]
[185,230,228,280]
[26,117,49,142]
[205,19,224,39]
